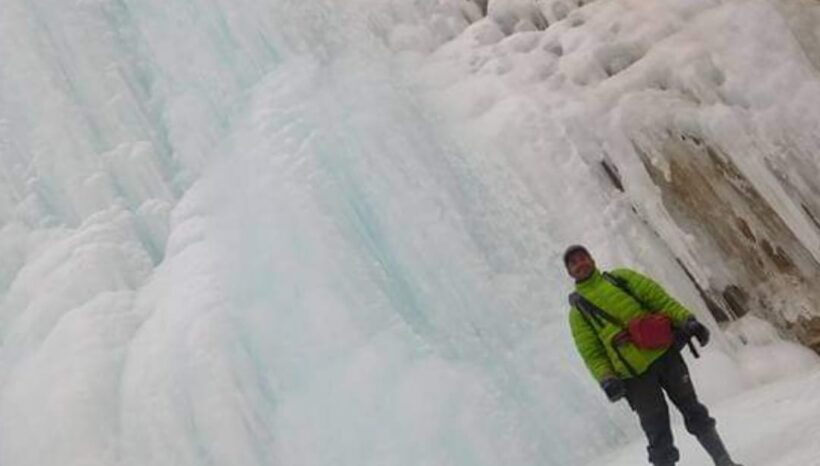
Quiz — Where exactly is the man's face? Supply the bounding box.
[566,250,596,281]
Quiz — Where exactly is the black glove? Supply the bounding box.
[601,377,626,402]
[683,317,710,347]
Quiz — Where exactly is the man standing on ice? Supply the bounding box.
[564,245,742,466]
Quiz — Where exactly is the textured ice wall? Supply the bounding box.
[110,3,645,463]
[0,1,284,464]
[0,1,639,465]
[407,0,820,349]
[2,0,819,465]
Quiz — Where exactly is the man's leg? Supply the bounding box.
[659,350,741,466]
[625,368,679,466]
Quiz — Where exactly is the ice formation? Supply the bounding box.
[2,0,820,465]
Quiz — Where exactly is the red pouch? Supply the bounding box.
[627,314,674,349]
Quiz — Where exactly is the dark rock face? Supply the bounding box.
[631,135,820,353]
[793,316,820,352]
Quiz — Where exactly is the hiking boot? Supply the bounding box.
[697,428,741,466]
[716,461,743,466]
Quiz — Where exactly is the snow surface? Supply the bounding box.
[1,0,820,465]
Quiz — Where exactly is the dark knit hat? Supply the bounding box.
[562,244,590,266]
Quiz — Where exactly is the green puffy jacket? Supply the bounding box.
[568,268,693,382]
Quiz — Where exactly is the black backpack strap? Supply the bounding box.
[570,293,602,329]
[569,292,625,329]
[603,271,649,311]
[569,292,638,377]
[602,271,627,289]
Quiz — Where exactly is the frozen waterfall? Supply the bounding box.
[2,0,820,465]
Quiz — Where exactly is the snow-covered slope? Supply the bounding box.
[1,0,820,465]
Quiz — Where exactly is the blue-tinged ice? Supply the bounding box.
[2,0,820,465]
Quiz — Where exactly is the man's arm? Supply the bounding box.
[609,268,693,325]
[569,309,616,382]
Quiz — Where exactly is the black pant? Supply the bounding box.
[624,349,716,465]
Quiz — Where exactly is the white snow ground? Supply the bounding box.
[593,366,820,466]
[1,0,820,465]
